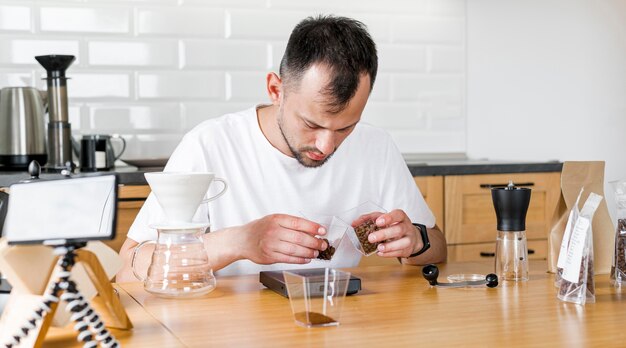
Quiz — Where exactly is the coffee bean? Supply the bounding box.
[354,220,380,254]
[611,219,626,283]
[316,238,336,261]
[559,254,594,298]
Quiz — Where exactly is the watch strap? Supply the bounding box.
[409,223,430,258]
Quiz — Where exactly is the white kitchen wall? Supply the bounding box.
[466,0,626,218]
[0,0,467,160]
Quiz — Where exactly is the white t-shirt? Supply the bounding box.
[128,106,435,276]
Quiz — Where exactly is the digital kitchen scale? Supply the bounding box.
[260,268,361,298]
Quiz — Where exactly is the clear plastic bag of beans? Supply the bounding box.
[610,179,626,286]
[557,193,603,305]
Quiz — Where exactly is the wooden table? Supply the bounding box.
[43,285,184,347]
[48,261,626,347]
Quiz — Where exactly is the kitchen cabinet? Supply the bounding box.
[105,185,150,252]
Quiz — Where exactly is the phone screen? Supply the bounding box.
[4,175,117,245]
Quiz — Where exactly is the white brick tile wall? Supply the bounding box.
[182,101,253,130]
[87,103,182,132]
[122,133,182,159]
[429,0,466,17]
[137,71,226,100]
[390,130,465,153]
[0,5,31,31]
[228,71,268,102]
[229,9,305,39]
[427,103,463,119]
[40,6,131,34]
[137,7,225,37]
[362,102,427,130]
[339,14,391,43]
[67,73,131,99]
[182,40,268,69]
[68,104,84,130]
[378,44,427,72]
[429,115,465,131]
[182,0,266,6]
[345,0,429,14]
[0,70,33,87]
[88,40,179,67]
[429,46,465,72]
[0,39,80,65]
[392,17,464,43]
[391,75,463,103]
[269,41,287,70]
[269,0,349,11]
[369,74,391,102]
[0,0,467,158]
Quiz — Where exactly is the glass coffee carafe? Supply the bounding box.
[132,172,227,298]
[131,223,216,298]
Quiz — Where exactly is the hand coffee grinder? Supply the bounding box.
[492,181,531,281]
[35,54,76,172]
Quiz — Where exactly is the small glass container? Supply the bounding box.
[495,230,529,281]
[340,201,387,256]
[283,268,350,328]
[300,213,349,261]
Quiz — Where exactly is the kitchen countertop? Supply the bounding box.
[0,158,562,187]
[406,159,562,176]
[0,165,162,187]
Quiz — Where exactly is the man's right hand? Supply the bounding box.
[239,214,328,264]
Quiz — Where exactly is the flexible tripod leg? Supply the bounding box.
[3,245,120,348]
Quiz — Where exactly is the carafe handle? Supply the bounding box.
[131,240,156,281]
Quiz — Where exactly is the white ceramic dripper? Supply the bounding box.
[144,172,227,225]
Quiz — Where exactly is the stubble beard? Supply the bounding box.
[277,109,333,168]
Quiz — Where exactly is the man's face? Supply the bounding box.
[277,65,371,168]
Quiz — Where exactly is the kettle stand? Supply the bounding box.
[0,243,132,347]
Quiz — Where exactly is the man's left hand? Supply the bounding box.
[353,209,423,258]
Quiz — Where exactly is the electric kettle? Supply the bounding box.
[0,87,48,170]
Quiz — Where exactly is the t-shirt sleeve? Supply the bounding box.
[379,138,436,228]
[127,132,211,243]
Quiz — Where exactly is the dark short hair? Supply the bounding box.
[279,15,378,113]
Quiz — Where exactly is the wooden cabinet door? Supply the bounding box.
[444,172,561,245]
[103,185,150,252]
[413,176,444,231]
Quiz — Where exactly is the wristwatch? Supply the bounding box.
[409,223,430,258]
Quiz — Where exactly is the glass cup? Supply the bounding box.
[283,268,351,328]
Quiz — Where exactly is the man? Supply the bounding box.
[117,15,446,281]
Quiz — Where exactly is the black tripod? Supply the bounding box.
[4,243,119,348]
